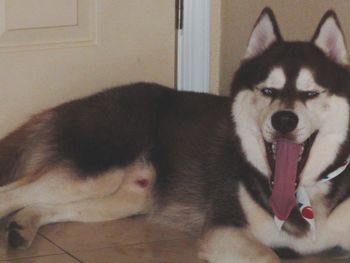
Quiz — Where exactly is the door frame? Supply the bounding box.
[176,0,211,93]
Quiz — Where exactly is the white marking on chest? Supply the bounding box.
[238,183,340,254]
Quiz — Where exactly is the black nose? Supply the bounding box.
[271,111,298,134]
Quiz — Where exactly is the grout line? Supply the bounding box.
[0,253,64,262]
[38,233,84,263]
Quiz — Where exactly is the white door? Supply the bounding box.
[0,0,175,137]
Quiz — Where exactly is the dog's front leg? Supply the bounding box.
[198,227,281,263]
[328,197,350,250]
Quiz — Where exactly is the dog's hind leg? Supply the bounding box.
[0,111,56,187]
[0,176,38,193]
[0,165,128,219]
[6,161,155,249]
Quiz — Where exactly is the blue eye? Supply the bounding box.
[305,91,319,98]
[261,88,277,97]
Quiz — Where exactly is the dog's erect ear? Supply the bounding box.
[244,7,282,60]
[312,10,348,65]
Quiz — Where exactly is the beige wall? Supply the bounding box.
[0,0,175,138]
[218,0,350,95]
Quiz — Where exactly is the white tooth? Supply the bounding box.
[272,143,276,154]
[298,144,305,163]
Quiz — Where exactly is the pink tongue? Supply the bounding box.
[269,139,301,221]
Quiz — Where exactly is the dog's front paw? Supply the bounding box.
[7,221,37,249]
[5,206,46,249]
[199,227,281,263]
[199,248,281,263]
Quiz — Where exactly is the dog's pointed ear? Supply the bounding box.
[312,10,348,65]
[244,7,282,60]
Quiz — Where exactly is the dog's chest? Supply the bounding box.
[239,183,345,254]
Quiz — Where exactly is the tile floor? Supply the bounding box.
[0,216,349,262]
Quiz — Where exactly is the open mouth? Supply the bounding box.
[264,131,318,221]
[264,131,318,187]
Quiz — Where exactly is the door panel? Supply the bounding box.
[0,0,94,50]
[6,0,77,30]
[0,0,175,137]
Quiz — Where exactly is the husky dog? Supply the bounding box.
[1,7,350,263]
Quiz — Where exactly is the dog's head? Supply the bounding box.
[232,8,350,194]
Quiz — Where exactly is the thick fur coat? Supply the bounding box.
[1,7,350,263]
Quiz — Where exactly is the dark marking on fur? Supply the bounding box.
[273,247,302,259]
[319,246,350,258]
[205,138,249,229]
[52,83,173,175]
[8,230,26,248]
[231,41,350,100]
[282,208,310,237]
[325,166,350,212]
[9,221,23,230]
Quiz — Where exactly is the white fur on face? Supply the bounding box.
[257,67,289,143]
[232,90,270,176]
[296,68,326,92]
[257,67,286,90]
[289,101,315,144]
[259,68,326,145]
[292,68,350,184]
[299,95,349,185]
[232,68,288,176]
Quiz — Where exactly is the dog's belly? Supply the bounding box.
[239,183,346,255]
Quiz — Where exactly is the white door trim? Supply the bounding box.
[176,0,211,93]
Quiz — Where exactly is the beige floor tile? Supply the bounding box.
[283,258,349,263]
[0,234,63,261]
[40,216,190,252]
[4,215,346,263]
[0,254,79,262]
[72,239,204,263]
